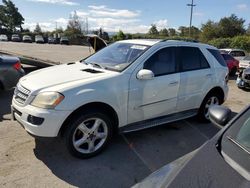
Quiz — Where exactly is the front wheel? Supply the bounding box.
[198,94,220,122]
[64,111,113,158]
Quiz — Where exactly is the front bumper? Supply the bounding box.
[11,100,71,137]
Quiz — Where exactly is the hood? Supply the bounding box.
[19,62,113,92]
[86,34,107,52]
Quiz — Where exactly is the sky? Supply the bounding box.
[3,0,250,33]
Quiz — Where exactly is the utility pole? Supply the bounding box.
[187,0,196,37]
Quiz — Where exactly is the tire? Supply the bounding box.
[229,67,237,77]
[64,110,113,158]
[198,93,221,122]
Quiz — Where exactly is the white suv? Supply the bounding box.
[12,39,229,158]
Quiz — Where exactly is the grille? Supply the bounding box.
[14,85,31,104]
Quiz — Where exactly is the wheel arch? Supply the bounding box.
[203,86,225,105]
[59,102,119,137]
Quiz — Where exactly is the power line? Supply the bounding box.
[187,0,196,37]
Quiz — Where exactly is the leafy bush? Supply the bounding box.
[208,38,232,49]
[230,36,250,52]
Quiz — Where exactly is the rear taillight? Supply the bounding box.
[13,61,21,70]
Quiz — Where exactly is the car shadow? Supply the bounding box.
[33,135,151,188]
[33,118,222,188]
[0,89,14,122]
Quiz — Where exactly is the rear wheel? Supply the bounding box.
[198,94,220,122]
[64,110,113,158]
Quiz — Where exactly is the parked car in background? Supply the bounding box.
[48,37,57,44]
[239,56,250,70]
[22,35,32,43]
[236,67,250,90]
[0,55,25,90]
[133,105,250,188]
[60,36,69,45]
[0,34,8,41]
[35,35,44,44]
[221,53,239,76]
[11,34,21,42]
[12,39,229,158]
[220,48,246,61]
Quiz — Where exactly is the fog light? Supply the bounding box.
[27,115,44,125]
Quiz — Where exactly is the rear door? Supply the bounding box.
[176,46,212,112]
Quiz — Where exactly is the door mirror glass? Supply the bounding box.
[209,105,232,129]
[137,69,154,80]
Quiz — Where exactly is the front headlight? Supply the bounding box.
[31,92,64,109]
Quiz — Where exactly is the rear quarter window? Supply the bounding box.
[208,49,227,67]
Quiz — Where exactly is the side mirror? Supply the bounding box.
[137,69,154,80]
[209,105,232,129]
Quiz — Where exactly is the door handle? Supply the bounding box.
[169,81,179,86]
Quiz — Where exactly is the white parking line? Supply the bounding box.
[182,120,210,140]
[121,134,154,172]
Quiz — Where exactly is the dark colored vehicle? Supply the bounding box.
[22,35,32,43]
[133,105,250,188]
[48,37,57,44]
[60,36,69,45]
[0,55,25,90]
[237,68,250,90]
[221,53,239,76]
[11,34,21,42]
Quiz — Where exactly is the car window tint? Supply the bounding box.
[208,49,227,67]
[222,108,250,172]
[144,47,176,76]
[180,47,209,71]
[222,54,234,61]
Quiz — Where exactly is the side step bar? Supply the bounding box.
[120,109,198,133]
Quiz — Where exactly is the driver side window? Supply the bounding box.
[144,47,176,77]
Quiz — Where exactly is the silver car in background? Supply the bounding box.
[0,34,8,41]
[0,55,25,90]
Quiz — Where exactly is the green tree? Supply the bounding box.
[200,20,219,42]
[168,28,177,36]
[34,23,42,34]
[218,14,245,38]
[116,30,126,40]
[64,11,82,37]
[0,0,24,32]
[159,28,169,37]
[148,24,159,35]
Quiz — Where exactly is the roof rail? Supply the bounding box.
[161,38,199,43]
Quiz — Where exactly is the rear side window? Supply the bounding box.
[179,47,210,71]
[208,49,227,67]
[231,51,245,57]
[222,54,234,61]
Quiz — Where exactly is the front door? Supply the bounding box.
[128,47,180,124]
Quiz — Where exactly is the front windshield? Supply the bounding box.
[243,56,250,61]
[84,42,149,71]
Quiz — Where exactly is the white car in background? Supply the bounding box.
[0,34,8,41]
[12,39,229,158]
[239,56,250,70]
[220,48,246,61]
